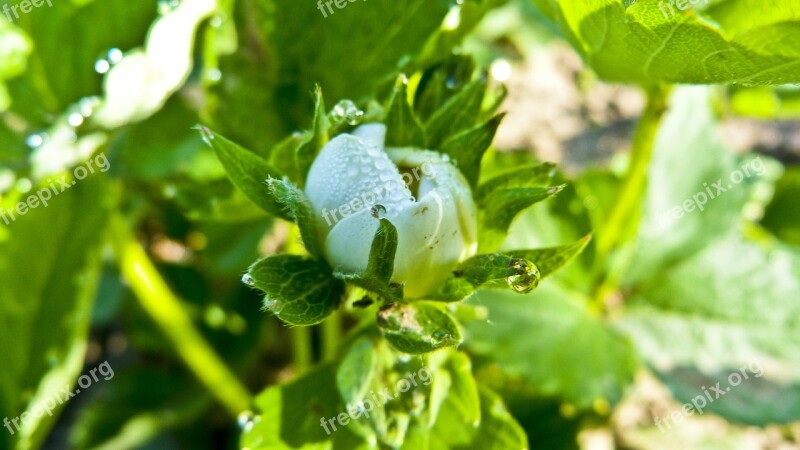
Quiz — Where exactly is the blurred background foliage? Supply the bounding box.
[0,0,799,449]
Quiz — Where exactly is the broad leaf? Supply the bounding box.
[424,77,487,148]
[0,176,117,450]
[265,177,325,260]
[537,0,800,85]
[247,255,344,326]
[377,302,462,354]
[439,114,504,188]
[479,185,565,252]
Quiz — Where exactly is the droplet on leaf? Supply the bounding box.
[241,273,255,286]
[330,99,364,126]
[506,258,540,294]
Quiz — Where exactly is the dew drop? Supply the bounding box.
[264,298,283,312]
[241,273,255,287]
[67,112,84,127]
[157,0,180,15]
[206,68,222,82]
[94,59,110,74]
[237,411,256,432]
[25,133,46,149]
[209,15,224,28]
[330,99,364,126]
[346,165,359,177]
[198,126,214,146]
[445,76,458,89]
[370,204,387,219]
[107,48,123,64]
[432,330,450,341]
[506,259,540,294]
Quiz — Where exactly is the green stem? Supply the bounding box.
[592,85,671,308]
[110,215,251,416]
[291,327,313,373]
[321,312,341,362]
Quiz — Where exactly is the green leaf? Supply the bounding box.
[479,185,565,252]
[429,383,528,449]
[616,232,800,425]
[296,86,329,185]
[543,0,800,85]
[0,176,117,450]
[425,77,487,148]
[427,253,541,302]
[265,177,325,260]
[465,287,638,410]
[247,255,345,326]
[336,337,378,407]
[439,114,504,188]
[506,235,592,279]
[428,351,480,429]
[200,127,290,220]
[7,0,155,115]
[477,162,557,200]
[761,167,800,247]
[377,302,462,354]
[241,364,371,449]
[385,76,426,148]
[335,218,403,301]
[414,54,477,122]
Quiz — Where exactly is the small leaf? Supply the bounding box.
[267,133,306,182]
[296,85,329,185]
[425,77,487,147]
[477,162,557,201]
[439,113,504,188]
[505,235,592,279]
[385,75,426,147]
[336,337,378,407]
[479,185,565,252]
[414,54,477,121]
[427,253,541,302]
[247,255,344,326]
[335,218,403,301]
[377,302,462,354]
[264,177,324,260]
[200,126,289,220]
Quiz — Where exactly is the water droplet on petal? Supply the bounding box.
[346,165,359,177]
[107,48,123,64]
[330,99,364,126]
[506,259,540,294]
[371,204,387,219]
[241,273,255,286]
[157,0,181,15]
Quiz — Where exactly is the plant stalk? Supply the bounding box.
[110,215,251,416]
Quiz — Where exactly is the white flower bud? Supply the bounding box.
[305,124,477,298]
